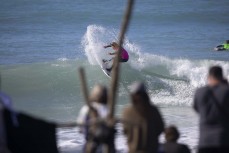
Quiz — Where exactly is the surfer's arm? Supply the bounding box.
[104,44,112,48]
[109,52,116,55]
[216,45,223,48]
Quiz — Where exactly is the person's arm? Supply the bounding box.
[155,107,164,136]
[77,106,89,133]
[182,145,191,153]
[193,94,198,112]
[109,52,116,55]
[122,111,134,143]
[104,44,112,48]
[109,48,123,55]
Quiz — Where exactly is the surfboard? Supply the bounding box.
[101,58,113,78]
[214,45,226,51]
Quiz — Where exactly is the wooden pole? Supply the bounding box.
[108,0,135,119]
[78,67,94,111]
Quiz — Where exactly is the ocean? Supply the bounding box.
[0,0,229,152]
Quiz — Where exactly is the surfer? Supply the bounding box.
[103,42,129,63]
[214,40,229,51]
[103,42,129,72]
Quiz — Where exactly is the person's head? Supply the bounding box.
[89,84,107,104]
[111,42,119,50]
[226,40,229,44]
[207,66,226,86]
[130,82,150,108]
[164,125,180,142]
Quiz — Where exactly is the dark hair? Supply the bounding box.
[137,91,150,103]
[226,40,229,44]
[131,91,150,107]
[222,79,229,85]
[165,126,180,142]
[99,87,107,104]
[209,66,223,81]
[89,85,107,104]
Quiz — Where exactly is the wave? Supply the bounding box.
[1,25,229,110]
[81,24,229,106]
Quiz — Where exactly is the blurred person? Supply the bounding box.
[122,82,164,153]
[214,40,229,51]
[193,66,229,153]
[104,42,129,63]
[161,125,190,153]
[77,84,115,153]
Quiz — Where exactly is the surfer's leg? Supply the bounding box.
[102,59,107,63]
[106,63,113,72]
[103,58,113,63]
[106,66,113,72]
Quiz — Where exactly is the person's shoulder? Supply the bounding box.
[122,105,134,115]
[149,103,162,114]
[92,102,107,110]
[179,143,191,153]
[196,86,209,92]
[150,103,159,109]
[195,86,209,96]
[218,84,229,96]
[77,105,89,124]
[220,84,229,90]
[179,143,189,147]
[79,105,89,113]
[122,105,138,120]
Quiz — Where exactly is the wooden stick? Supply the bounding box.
[78,67,95,111]
[108,0,135,119]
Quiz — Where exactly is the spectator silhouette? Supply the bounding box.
[193,66,229,153]
[77,84,110,153]
[122,82,164,153]
[161,125,190,153]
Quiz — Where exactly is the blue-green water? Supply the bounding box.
[0,0,229,152]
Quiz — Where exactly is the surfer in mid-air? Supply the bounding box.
[103,42,129,73]
[214,40,229,51]
[103,42,129,63]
